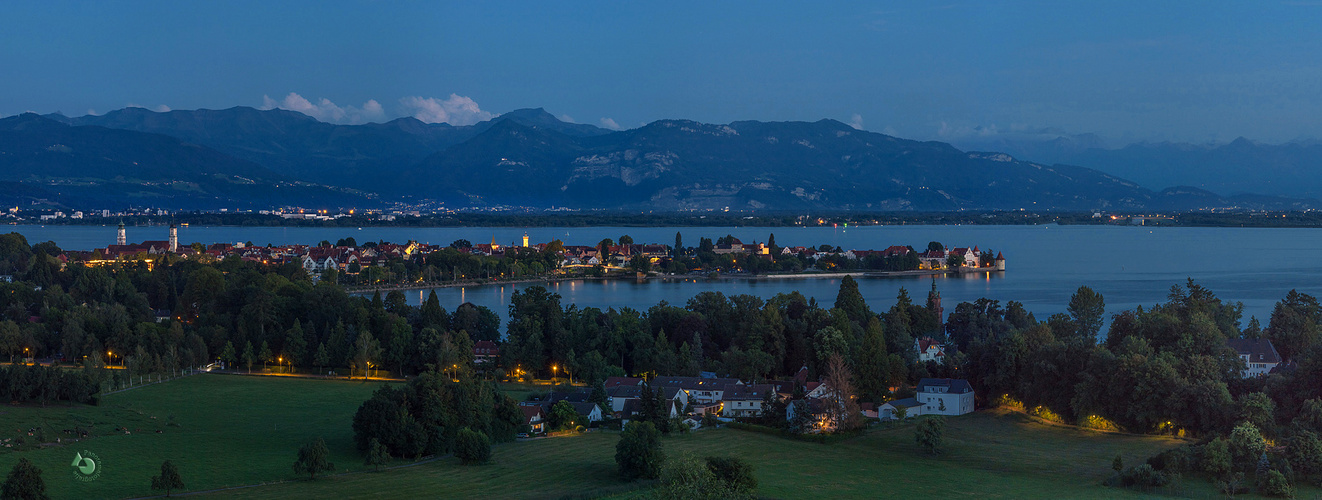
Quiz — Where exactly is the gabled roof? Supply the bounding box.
[723,384,775,401]
[569,402,601,417]
[520,405,544,423]
[652,376,741,391]
[882,397,923,409]
[603,376,643,389]
[1227,338,1282,364]
[917,378,973,394]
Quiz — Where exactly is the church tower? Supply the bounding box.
[169,223,178,253]
[927,278,944,330]
[522,232,529,247]
[116,221,126,246]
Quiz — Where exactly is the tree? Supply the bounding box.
[548,400,580,431]
[833,276,871,325]
[629,254,652,275]
[1067,286,1106,342]
[1203,437,1232,480]
[1,458,49,500]
[618,235,634,245]
[455,428,492,465]
[292,437,335,480]
[927,241,944,253]
[352,330,383,379]
[219,341,236,368]
[616,421,664,480]
[915,415,946,455]
[241,341,255,374]
[258,340,273,370]
[364,437,390,471]
[150,460,185,496]
[1112,455,1124,473]
[313,342,330,375]
[823,353,862,431]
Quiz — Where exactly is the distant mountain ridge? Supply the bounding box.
[952,133,1322,199]
[6,106,1317,211]
[52,107,611,193]
[0,113,371,209]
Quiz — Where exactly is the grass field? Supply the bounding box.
[3,374,1317,499]
[197,411,1202,500]
[0,374,382,499]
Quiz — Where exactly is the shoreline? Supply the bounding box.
[344,267,1000,294]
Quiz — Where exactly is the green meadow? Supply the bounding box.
[2,374,1316,499]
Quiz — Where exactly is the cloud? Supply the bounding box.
[399,94,493,126]
[937,121,1000,139]
[599,117,622,130]
[558,114,576,123]
[260,92,386,124]
[848,113,864,130]
[153,104,171,113]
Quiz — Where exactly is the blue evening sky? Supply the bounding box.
[2,1,1319,143]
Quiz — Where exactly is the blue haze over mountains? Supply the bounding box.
[0,106,1317,211]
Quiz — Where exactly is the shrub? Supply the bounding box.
[1257,469,1293,497]
[455,428,492,465]
[1147,446,1193,473]
[705,456,757,494]
[1118,464,1170,489]
[615,421,664,480]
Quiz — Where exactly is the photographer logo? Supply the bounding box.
[71,450,102,482]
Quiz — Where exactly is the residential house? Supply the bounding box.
[651,376,742,404]
[473,340,500,366]
[520,405,545,434]
[879,398,924,420]
[721,384,777,418]
[1227,338,1282,377]
[569,402,604,423]
[916,378,975,416]
[916,337,945,364]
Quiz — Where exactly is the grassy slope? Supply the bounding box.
[3,374,1314,499]
[0,374,380,499]
[202,411,1196,500]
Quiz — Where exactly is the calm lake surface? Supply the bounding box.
[10,223,1320,325]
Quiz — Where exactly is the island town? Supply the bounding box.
[61,223,1005,290]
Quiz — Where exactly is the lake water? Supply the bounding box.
[8,223,1321,326]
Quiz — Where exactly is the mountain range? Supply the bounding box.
[952,133,1322,200]
[0,106,1314,211]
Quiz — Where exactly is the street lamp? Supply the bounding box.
[552,364,557,383]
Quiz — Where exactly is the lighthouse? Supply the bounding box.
[522,232,529,248]
[169,223,178,253]
[116,221,126,246]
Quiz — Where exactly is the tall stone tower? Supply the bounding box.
[522,232,529,247]
[927,278,944,330]
[116,221,126,246]
[995,251,1006,271]
[169,223,178,253]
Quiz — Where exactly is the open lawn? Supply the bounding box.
[4,374,1317,499]
[0,374,383,499]
[199,410,1210,500]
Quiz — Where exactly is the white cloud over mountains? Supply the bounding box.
[599,117,622,130]
[261,92,386,124]
[260,92,495,126]
[398,94,493,126]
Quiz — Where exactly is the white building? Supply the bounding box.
[915,378,975,416]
